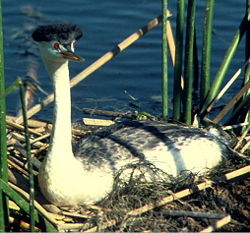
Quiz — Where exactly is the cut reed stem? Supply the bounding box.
[200,215,232,232]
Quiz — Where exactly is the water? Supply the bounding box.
[2,1,246,121]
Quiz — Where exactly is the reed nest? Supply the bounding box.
[5,114,250,232]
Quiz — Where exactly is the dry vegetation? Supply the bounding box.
[6,114,250,232]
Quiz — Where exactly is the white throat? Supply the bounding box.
[43,58,74,160]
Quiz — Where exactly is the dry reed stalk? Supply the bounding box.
[127,180,213,217]
[7,115,50,128]
[200,215,232,232]
[61,211,90,219]
[9,216,41,232]
[166,17,184,89]
[166,19,175,64]
[206,59,250,115]
[82,118,115,126]
[8,152,27,166]
[234,124,250,151]
[8,182,59,228]
[6,119,42,136]
[9,200,20,211]
[14,12,172,125]
[222,122,250,130]
[11,132,44,148]
[8,159,29,177]
[31,144,49,157]
[213,81,250,123]
[240,139,250,153]
[29,133,50,145]
[8,182,90,231]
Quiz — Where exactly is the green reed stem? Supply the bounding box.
[0,78,20,98]
[19,80,35,232]
[200,0,215,105]
[183,0,197,124]
[173,0,185,121]
[0,179,57,232]
[244,1,250,124]
[244,65,250,123]
[0,0,9,230]
[193,29,199,105]
[162,0,168,119]
[201,12,249,115]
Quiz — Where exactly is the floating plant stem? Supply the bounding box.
[0,0,9,230]
[173,0,185,121]
[162,0,168,119]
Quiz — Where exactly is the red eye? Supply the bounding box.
[53,42,60,50]
[73,42,76,49]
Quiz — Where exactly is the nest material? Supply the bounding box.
[6,117,250,232]
[83,158,250,232]
[39,159,249,232]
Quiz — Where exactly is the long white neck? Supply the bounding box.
[43,59,74,161]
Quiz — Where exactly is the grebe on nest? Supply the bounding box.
[32,24,230,207]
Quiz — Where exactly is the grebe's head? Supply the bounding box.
[32,23,84,63]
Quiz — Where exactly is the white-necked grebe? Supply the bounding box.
[32,24,230,207]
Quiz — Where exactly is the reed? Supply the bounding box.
[162,0,169,118]
[200,0,215,105]
[244,0,250,124]
[183,0,197,124]
[3,2,250,231]
[0,0,9,230]
[201,12,249,115]
[19,80,35,232]
[0,180,57,232]
[206,59,250,115]
[193,29,200,105]
[0,78,20,99]
[173,0,185,121]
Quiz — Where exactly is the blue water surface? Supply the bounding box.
[2,1,246,121]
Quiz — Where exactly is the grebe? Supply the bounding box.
[32,24,230,207]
